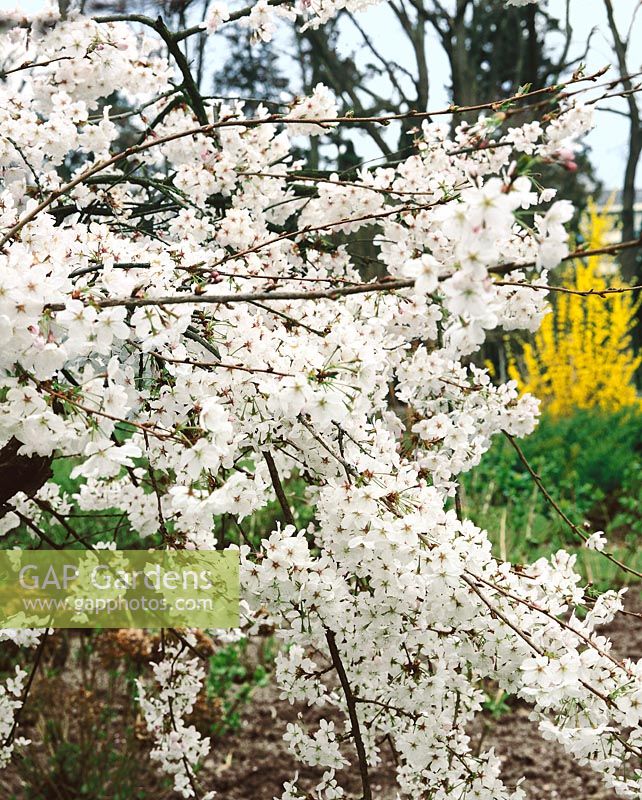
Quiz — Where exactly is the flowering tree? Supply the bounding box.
[0,0,641,798]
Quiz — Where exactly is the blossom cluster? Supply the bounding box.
[136,640,214,799]
[0,664,30,769]
[0,2,639,800]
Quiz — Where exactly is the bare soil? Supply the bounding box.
[3,591,642,799]
[203,682,615,800]
[203,592,642,800]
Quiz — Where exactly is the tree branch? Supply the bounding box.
[263,451,296,527]
[325,629,372,800]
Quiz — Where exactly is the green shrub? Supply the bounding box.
[460,406,642,585]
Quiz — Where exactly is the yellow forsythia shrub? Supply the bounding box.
[510,200,640,416]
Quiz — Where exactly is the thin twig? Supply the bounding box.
[504,432,642,581]
[4,629,50,747]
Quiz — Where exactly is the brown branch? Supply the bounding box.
[4,629,50,748]
[488,236,642,276]
[7,507,62,550]
[0,55,73,79]
[45,278,416,312]
[0,438,52,509]
[154,16,208,126]
[0,69,608,251]
[495,280,642,297]
[459,574,628,720]
[325,629,373,800]
[468,569,629,675]
[39,233,642,313]
[30,497,85,547]
[263,451,296,527]
[504,432,642,581]
[461,571,642,760]
[298,417,356,480]
[147,347,294,376]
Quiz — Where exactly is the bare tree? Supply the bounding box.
[604,0,641,282]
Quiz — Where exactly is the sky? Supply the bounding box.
[2,0,641,190]
[340,0,642,190]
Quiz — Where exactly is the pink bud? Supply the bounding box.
[556,148,574,161]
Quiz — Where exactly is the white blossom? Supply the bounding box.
[0,5,637,800]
